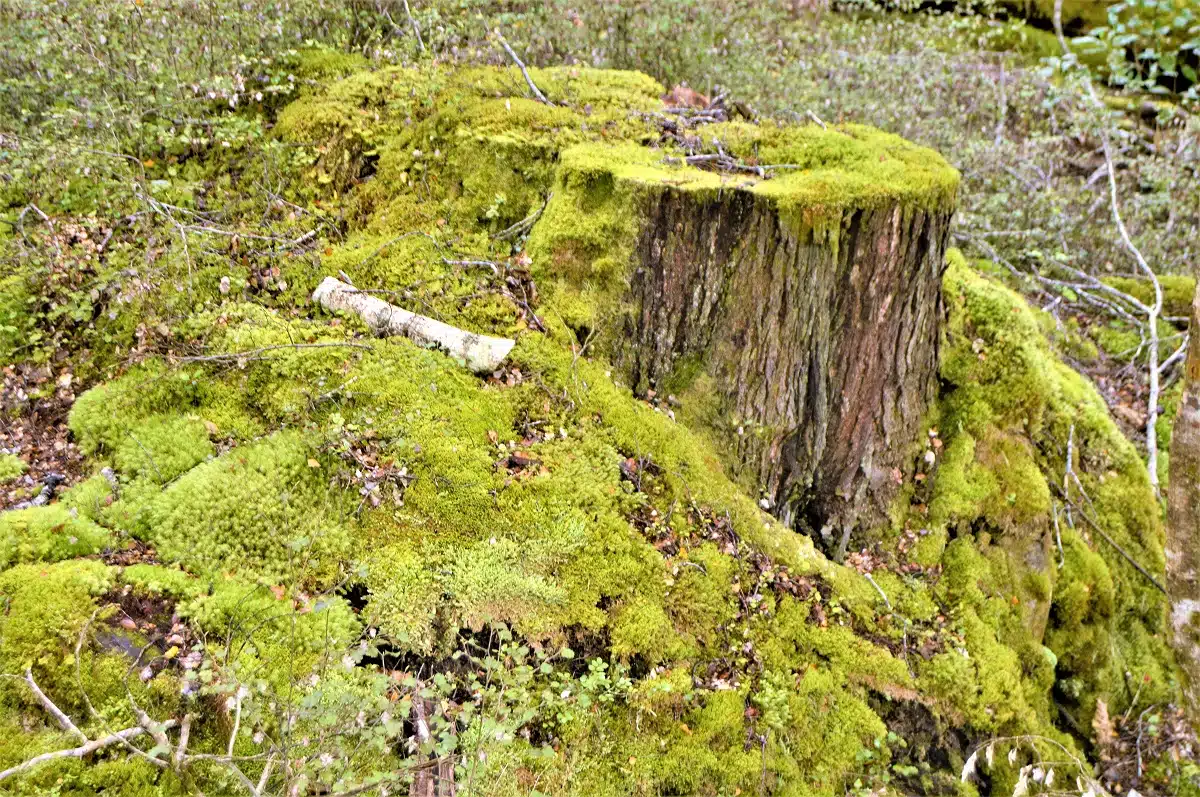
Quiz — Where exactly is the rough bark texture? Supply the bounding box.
[614,188,951,542]
[1166,290,1200,721]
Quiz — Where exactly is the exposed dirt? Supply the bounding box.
[1,363,86,510]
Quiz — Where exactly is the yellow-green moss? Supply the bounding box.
[1102,274,1195,318]
[291,45,371,81]
[0,560,114,688]
[931,249,1175,724]
[113,414,214,484]
[0,453,26,484]
[60,472,116,521]
[142,431,351,580]
[0,504,112,570]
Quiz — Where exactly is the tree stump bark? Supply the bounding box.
[534,129,957,549]
[1166,290,1200,721]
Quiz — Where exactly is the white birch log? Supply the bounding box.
[312,277,516,373]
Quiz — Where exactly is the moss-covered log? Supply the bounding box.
[1167,290,1200,720]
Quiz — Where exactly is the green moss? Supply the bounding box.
[361,544,442,653]
[610,596,681,664]
[0,560,114,687]
[0,504,112,570]
[291,45,371,81]
[142,431,351,580]
[69,359,252,454]
[930,426,1051,531]
[20,63,1178,793]
[1092,320,1142,359]
[1102,274,1195,318]
[930,250,1175,723]
[0,266,36,363]
[119,563,206,600]
[113,414,214,484]
[0,453,27,484]
[0,718,188,796]
[177,579,361,655]
[60,472,116,521]
[667,543,738,648]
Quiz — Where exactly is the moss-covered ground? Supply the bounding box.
[0,60,1190,797]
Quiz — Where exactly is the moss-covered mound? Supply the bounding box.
[911,251,1177,728]
[0,63,1186,797]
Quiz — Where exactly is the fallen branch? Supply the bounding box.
[495,31,553,106]
[23,668,86,743]
[1055,471,1168,595]
[664,152,766,177]
[0,666,180,783]
[312,277,516,373]
[0,724,164,782]
[492,193,552,241]
[1053,0,1170,496]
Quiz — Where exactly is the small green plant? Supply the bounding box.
[1074,0,1200,103]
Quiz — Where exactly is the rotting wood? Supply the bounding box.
[312,276,516,373]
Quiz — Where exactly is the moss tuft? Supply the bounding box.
[0,453,27,484]
[113,414,214,484]
[0,504,112,570]
[142,431,351,580]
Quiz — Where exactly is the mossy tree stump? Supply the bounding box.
[532,127,958,547]
[279,65,958,550]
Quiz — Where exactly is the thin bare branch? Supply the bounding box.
[175,342,372,364]
[0,724,166,783]
[402,0,425,52]
[175,713,193,772]
[1052,0,1169,495]
[23,668,87,744]
[495,31,553,106]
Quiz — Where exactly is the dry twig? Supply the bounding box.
[495,31,553,106]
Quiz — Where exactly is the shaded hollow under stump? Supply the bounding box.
[530,126,959,553]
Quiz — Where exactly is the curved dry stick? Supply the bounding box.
[22,668,87,744]
[0,724,168,783]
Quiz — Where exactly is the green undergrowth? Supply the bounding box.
[30,245,1160,792]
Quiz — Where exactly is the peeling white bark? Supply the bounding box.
[312,277,516,374]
